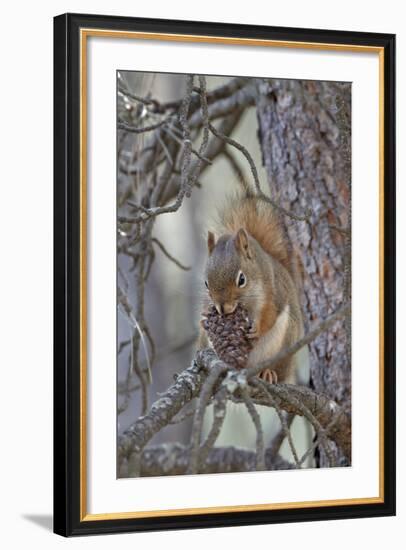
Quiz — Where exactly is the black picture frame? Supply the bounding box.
[54,12,396,536]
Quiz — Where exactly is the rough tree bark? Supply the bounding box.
[255,79,351,465]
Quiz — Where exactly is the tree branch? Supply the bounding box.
[118,353,211,461]
[208,120,311,222]
[246,303,350,378]
[128,444,295,477]
[118,343,351,471]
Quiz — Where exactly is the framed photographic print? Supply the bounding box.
[53,13,396,536]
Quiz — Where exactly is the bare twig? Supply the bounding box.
[187,352,229,474]
[118,85,164,112]
[118,339,130,355]
[151,237,191,271]
[178,74,195,197]
[169,404,197,425]
[187,75,211,189]
[161,125,212,164]
[134,443,294,477]
[118,356,208,461]
[197,386,227,467]
[188,82,256,128]
[159,110,244,206]
[243,383,350,462]
[118,115,174,134]
[208,121,311,222]
[118,76,198,224]
[267,412,295,459]
[240,386,266,470]
[268,384,336,467]
[222,148,247,189]
[246,303,350,378]
[149,76,250,117]
[118,285,153,386]
[253,379,300,467]
[118,346,351,470]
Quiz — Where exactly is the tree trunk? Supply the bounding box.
[255,79,351,466]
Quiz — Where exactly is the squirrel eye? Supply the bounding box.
[237,271,246,288]
[205,280,209,289]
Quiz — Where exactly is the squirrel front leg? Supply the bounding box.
[247,304,292,383]
[197,323,210,350]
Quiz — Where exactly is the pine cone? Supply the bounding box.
[201,304,253,369]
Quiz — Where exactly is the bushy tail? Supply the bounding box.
[214,193,293,276]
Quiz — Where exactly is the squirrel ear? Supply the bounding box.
[207,231,216,254]
[235,228,252,259]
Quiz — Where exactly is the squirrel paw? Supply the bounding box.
[258,369,278,384]
[247,323,259,340]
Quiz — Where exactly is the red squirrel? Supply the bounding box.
[200,191,305,384]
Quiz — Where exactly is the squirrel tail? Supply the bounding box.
[215,192,294,277]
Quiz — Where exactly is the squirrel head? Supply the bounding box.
[205,228,262,315]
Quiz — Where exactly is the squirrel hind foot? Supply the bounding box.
[258,368,278,384]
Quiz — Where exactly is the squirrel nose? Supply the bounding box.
[216,302,236,315]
